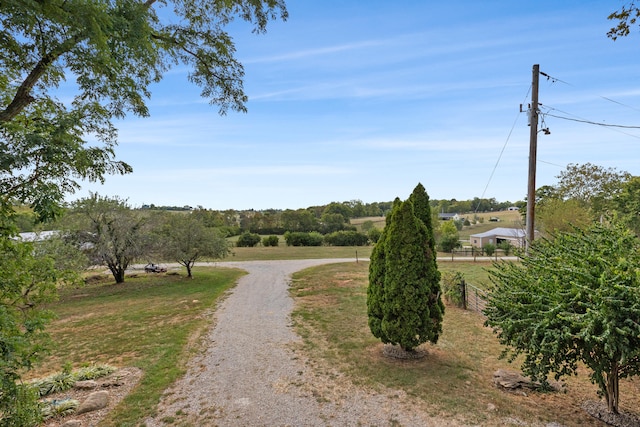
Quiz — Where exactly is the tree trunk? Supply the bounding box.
[114,267,126,284]
[606,363,620,414]
[180,260,194,278]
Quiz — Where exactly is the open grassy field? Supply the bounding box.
[349,210,524,242]
[290,262,640,426]
[226,244,371,261]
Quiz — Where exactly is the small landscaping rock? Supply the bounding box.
[60,420,82,427]
[74,380,98,390]
[493,369,564,393]
[76,391,109,414]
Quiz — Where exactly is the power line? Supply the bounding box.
[544,112,640,129]
[538,159,564,168]
[539,71,571,86]
[474,85,532,213]
[540,70,640,114]
[599,96,640,113]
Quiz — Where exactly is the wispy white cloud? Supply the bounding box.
[139,165,352,181]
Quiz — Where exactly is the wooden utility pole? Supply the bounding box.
[525,64,540,253]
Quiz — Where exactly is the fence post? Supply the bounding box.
[459,279,467,310]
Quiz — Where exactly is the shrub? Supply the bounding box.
[236,232,261,247]
[262,235,279,247]
[367,227,382,243]
[360,220,375,232]
[484,243,496,256]
[497,240,512,256]
[283,231,324,246]
[441,271,465,307]
[324,230,369,246]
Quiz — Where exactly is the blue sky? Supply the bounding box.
[74,1,640,210]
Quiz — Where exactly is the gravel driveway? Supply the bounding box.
[145,259,463,427]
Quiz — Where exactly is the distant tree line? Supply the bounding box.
[14,197,524,235]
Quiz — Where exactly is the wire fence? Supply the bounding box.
[459,280,488,316]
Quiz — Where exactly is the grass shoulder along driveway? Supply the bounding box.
[289,261,640,427]
[31,267,244,427]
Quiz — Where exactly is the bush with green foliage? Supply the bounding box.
[367,184,444,352]
[485,221,640,414]
[262,235,279,247]
[324,230,369,246]
[438,220,461,252]
[367,227,382,243]
[0,238,59,427]
[483,243,496,256]
[440,271,465,307]
[236,232,261,247]
[283,231,324,246]
[497,240,513,256]
[360,220,375,232]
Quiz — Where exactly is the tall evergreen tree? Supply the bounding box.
[367,198,397,341]
[408,182,435,243]
[367,185,444,352]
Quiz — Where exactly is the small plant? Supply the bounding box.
[75,363,116,381]
[440,271,465,307]
[32,372,76,397]
[41,398,80,420]
[30,363,116,397]
[483,243,496,256]
[497,240,513,256]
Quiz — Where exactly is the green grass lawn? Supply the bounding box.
[225,244,371,261]
[31,246,640,426]
[290,262,640,426]
[32,268,244,427]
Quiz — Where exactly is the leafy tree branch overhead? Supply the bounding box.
[0,0,287,220]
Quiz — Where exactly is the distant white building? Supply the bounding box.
[17,230,60,242]
[470,227,527,248]
[438,213,463,221]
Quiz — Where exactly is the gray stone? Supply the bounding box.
[74,380,98,389]
[76,390,109,414]
[493,369,564,392]
[60,420,82,427]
